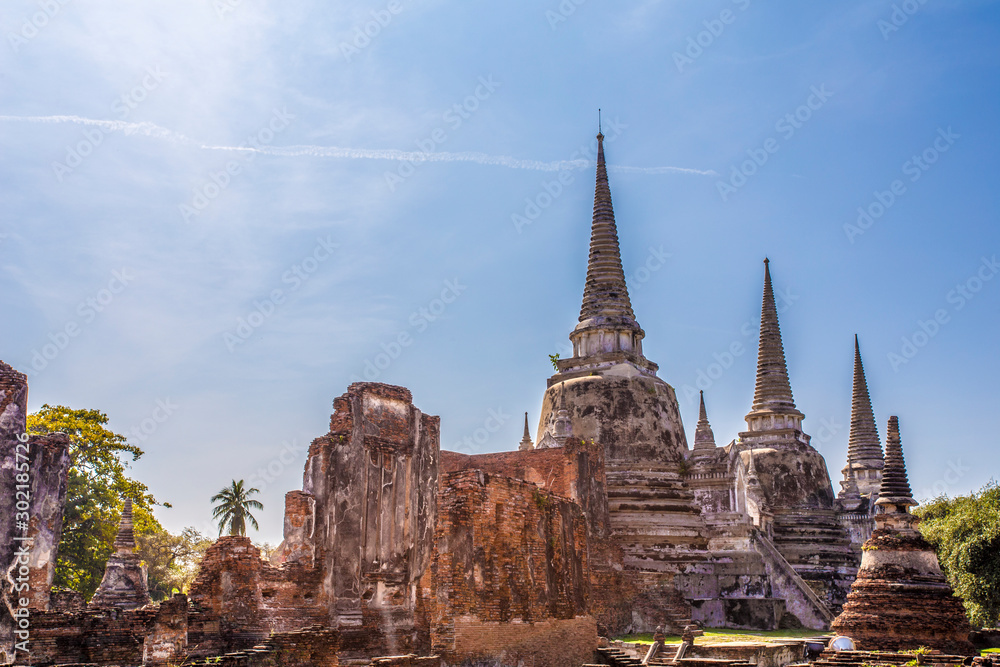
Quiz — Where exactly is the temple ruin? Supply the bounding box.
[0,132,982,666]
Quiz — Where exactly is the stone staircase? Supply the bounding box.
[633,585,694,634]
[605,464,711,575]
[769,509,859,613]
[751,529,835,630]
[594,645,755,667]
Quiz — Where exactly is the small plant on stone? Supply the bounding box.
[677,458,690,476]
[549,353,560,370]
[532,488,551,511]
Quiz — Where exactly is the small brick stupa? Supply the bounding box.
[89,499,152,610]
[831,417,974,655]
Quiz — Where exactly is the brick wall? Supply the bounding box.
[452,615,598,667]
[440,437,609,539]
[424,469,594,663]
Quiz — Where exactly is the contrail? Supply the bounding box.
[0,114,717,176]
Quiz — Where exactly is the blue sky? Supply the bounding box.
[1,0,997,544]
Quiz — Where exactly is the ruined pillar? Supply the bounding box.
[188,536,268,650]
[271,490,316,568]
[297,382,439,651]
[0,361,71,661]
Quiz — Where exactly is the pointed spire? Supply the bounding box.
[578,132,636,323]
[875,416,916,510]
[692,391,717,451]
[519,412,534,451]
[112,498,137,554]
[847,335,883,463]
[748,259,801,419]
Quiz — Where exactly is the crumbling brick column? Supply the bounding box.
[0,361,71,660]
[297,382,439,652]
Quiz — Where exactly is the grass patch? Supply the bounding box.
[616,627,829,645]
[982,648,1000,654]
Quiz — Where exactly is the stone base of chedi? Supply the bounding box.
[831,417,974,655]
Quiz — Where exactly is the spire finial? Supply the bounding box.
[577,131,636,324]
[875,416,916,510]
[847,335,883,467]
[746,258,800,422]
[598,108,602,135]
[693,391,717,451]
[112,498,137,554]
[519,411,534,451]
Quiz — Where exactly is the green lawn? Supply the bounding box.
[616,627,831,645]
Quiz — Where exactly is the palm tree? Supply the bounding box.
[211,480,263,537]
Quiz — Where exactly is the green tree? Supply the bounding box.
[916,481,1000,628]
[27,405,166,599]
[137,527,213,600]
[211,480,263,536]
